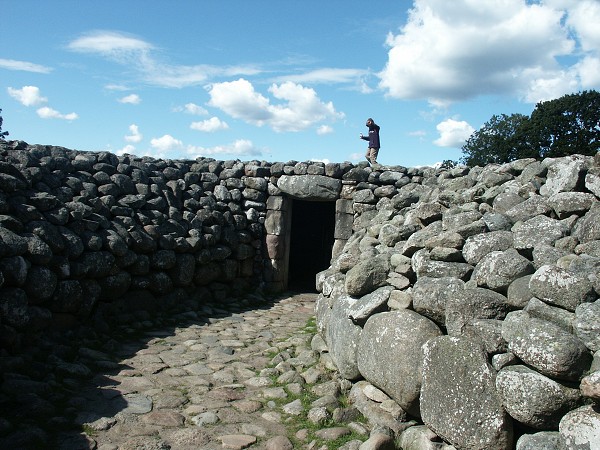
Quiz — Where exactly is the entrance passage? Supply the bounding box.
[288,200,336,291]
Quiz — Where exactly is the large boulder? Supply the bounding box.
[445,287,510,336]
[325,295,363,380]
[412,276,465,326]
[357,310,442,417]
[462,230,514,265]
[276,174,341,200]
[574,300,600,353]
[559,405,600,449]
[502,311,592,381]
[529,264,596,312]
[472,248,534,292]
[345,254,390,297]
[496,365,581,429]
[421,336,513,450]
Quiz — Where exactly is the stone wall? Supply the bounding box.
[315,154,600,448]
[2,139,600,448]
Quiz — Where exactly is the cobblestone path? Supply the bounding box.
[34,292,370,450]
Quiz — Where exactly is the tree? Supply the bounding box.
[0,108,8,140]
[460,90,600,167]
[527,90,600,158]
[460,113,530,166]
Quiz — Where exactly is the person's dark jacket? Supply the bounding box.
[361,123,380,148]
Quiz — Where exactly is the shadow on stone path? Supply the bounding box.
[5,291,368,450]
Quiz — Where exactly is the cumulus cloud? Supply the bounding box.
[36,106,78,121]
[207,78,343,132]
[379,0,599,104]
[0,58,52,73]
[190,117,229,132]
[150,134,183,152]
[433,119,474,148]
[7,86,48,106]
[316,125,333,135]
[125,124,143,143]
[67,30,260,88]
[177,103,208,115]
[118,94,141,104]
[186,139,261,158]
[116,144,137,156]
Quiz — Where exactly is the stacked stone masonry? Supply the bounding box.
[1,139,600,448]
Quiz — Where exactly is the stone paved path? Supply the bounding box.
[35,292,370,450]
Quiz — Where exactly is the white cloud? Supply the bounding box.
[179,103,208,115]
[316,125,333,135]
[274,68,368,83]
[105,84,129,91]
[190,117,229,132]
[150,134,183,152]
[433,119,474,148]
[574,56,600,88]
[207,78,344,132]
[67,31,261,88]
[186,139,261,158]
[68,30,154,56]
[118,94,141,104]
[0,58,52,73]
[117,144,136,156]
[36,106,78,121]
[378,0,597,104]
[125,124,142,143]
[564,1,600,52]
[7,86,48,106]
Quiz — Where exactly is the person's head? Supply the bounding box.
[366,118,374,127]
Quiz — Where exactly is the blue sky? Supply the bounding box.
[1,0,599,167]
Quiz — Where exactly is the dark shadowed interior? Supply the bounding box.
[288,199,336,291]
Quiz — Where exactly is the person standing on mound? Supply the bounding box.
[360,117,381,164]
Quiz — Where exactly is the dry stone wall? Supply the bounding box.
[2,139,600,448]
[315,153,600,449]
[0,140,361,352]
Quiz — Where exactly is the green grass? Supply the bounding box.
[260,318,367,449]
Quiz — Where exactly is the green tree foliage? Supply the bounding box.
[0,109,8,140]
[527,90,600,158]
[460,90,600,167]
[460,113,529,166]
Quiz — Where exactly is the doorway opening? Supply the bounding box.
[287,199,336,292]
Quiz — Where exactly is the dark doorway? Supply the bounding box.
[288,200,336,292]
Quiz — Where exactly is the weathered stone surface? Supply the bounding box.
[445,287,510,336]
[462,230,513,265]
[496,365,581,429]
[472,248,534,292]
[574,300,600,353]
[399,425,458,450]
[529,264,595,312]
[357,310,442,417]
[345,254,391,297]
[325,295,363,380]
[412,276,465,326]
[515,432,560,450]
[277,174,341,200]
[346,286,394,325]
[513,215,569,250]
[421,336,513,450]
[411,249,473,280]
[540,156,590,197]
[559,405,600,450]
[502,310,592,381]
